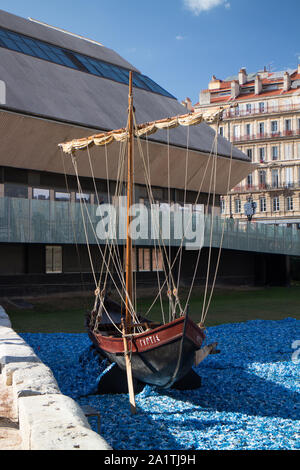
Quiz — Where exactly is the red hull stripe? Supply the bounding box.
[91,316,205,355]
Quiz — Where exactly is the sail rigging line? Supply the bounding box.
[200,133,218,323]
[86,136,141,325]
[86,143,130,320]
[175,124,190,304]
[83,148,127,297]
[167,127,173,322]
[59,148,89,300]
[140,124,218,319]
[86,146,108,291]
[132,111,180,316]
[132,114,175,305]
[70,154,135,336]
[181,129,219,318]
[145,133,166,324]
[69,152,139,324]
[71,154,98,288]
[201,128,234,325]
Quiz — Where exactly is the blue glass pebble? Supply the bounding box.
[21,318,300,450]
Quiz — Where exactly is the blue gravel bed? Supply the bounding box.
[21,318,300,450]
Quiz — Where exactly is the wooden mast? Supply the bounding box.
[123,70,136,414]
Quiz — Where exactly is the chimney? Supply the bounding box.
[238,68,247,85]
[298,64,300,74]
[231,80,240,99]
[181,97,193,111]
[208,75,222,90]
[283,71,291,91]
[255,75,262,95]
[199,90,211,105]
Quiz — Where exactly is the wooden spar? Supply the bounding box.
[124,70,136,414]
[125,71,133,336]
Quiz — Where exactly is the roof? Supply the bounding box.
[0,9,137,71]
[195,68,300,107]
[0,9,249,163]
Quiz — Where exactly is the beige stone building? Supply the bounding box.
[189,66,300,227]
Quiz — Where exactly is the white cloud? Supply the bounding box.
[183,0,230,15]
[176,35,184,40]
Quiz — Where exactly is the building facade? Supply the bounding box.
[192,66,300,227]
[0,10,256,295]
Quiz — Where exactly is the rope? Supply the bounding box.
[201,125,234,324]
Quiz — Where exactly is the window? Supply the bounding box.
[55,191,70,201]
[233,125,240,140]
[245,123,251,136]
[152,250,164,272]
[259,170,266,187]
[272,169,279,188]
[219,126,224,137]
[286,196,294,211]
[285,167,293,188]
[234,198,241,214]
[138,248,151,272]
[247,148,253,161]
[0,25,175,99]
[220,198,226,214]
[246,103,252,114]
[258,122,265,135]
[247,174,253,188]
[259,147,265,162]
[260,197,266,212]
[46,246,62,273]
[32,188,50,200]
[285,119,292,132]
[124,247,137,272]
[259,102,265,113]
[271,121,278,134]
[271,146,279,161]
[76,192,91,203]
[4,183,28,198]
[284,143,293,160]
[272,197,280,212]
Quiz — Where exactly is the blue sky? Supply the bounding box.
[1,0,300,103]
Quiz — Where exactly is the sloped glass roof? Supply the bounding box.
[0,25,176,99]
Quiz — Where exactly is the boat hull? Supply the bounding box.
[88,315,205,388]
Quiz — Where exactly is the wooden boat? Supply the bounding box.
[60,71,223,412]
[86,296,206,389]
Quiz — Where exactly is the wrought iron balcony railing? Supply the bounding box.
[232,129,300,143]
[223,102,300,119]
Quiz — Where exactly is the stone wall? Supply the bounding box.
[0,306,112,450]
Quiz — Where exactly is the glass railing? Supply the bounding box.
[0,197,300,255]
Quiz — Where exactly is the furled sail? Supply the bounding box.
[59,107,229,155]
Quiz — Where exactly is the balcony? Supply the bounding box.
[231,182,299,193]
[224,102,300,119]
[232,129,300,143]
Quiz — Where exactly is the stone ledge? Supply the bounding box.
[19,394,111,450]
[0,306,112,451]
[0,306,12,328]
[0,326,41,385]
[12,363,61,401]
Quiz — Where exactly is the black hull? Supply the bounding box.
[87,298,205,389]
[103,336,196,388]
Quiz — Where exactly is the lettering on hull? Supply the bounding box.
[138,334,161,349]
